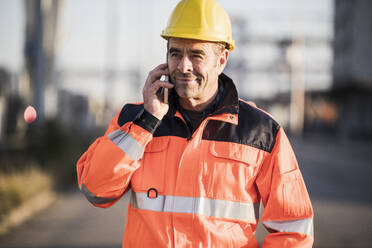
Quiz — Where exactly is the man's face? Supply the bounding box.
[167,38,227,102]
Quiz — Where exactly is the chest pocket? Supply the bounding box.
[207,141,264,202]
[131,136,169,193]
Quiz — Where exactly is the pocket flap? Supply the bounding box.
[145,136,169,153]
[210,141,264,166]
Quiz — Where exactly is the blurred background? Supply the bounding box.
[0,0,371,247]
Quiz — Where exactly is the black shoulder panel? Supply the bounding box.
[117,103,189,138]
[117,103,144,127]
[153,115,189,138]
[202,101,280,152]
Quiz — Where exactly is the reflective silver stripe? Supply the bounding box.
[79,169,84,189]
[130,192,259,221]
[81,184,118,205]
[107,129,144,160]
[263,218,314,236]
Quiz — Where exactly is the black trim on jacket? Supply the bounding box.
[117,73,280,152]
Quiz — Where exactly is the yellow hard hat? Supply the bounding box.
[161,0,235,51]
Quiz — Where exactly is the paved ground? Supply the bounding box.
[290,135,372,248]
[0,135,371,248]
[0,192,129,248]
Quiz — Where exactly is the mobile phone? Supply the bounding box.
[157,54,171,103]
[158,66,171,104]
[157,73,170,103]
[163,75,169,104]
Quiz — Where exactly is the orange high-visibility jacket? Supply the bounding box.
[77,73,313,247]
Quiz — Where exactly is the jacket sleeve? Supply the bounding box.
[256,127,314,248]
[76,107,160,208]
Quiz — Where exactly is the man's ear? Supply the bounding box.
[218,50,229,74]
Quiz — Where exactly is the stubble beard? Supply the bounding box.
[171,72,204,99]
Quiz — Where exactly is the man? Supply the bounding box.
[76,0,314,247]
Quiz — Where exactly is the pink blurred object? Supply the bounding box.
[24,105,37,123]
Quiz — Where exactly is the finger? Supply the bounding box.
[154,63,168,70]
[144,69,170,88]
[147,80,174,95]
[151,69,170,82]
[149,81,174,93]
[149,64,168,79]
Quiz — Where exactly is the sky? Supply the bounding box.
[0,0,333,103]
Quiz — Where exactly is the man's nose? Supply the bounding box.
[177,56,193,73]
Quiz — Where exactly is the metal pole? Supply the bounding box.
[287,39,305,135]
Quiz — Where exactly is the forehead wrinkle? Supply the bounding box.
[168,47,206,56]
[169,47,181,53]
[190,49,206,55]
[169,38,212,53]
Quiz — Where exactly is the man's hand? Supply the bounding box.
[143,63,174,120]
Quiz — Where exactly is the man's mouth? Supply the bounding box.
[175,77,196,85]
[172,72,201,85]
[177,77,195,81]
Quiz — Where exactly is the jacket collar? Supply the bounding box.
[214,73,239,116]
[167,73,239,125]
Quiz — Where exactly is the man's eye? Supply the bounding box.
[192,55,203,59]
[171,53,181,58]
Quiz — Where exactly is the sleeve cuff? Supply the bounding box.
[133,109,161,134]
